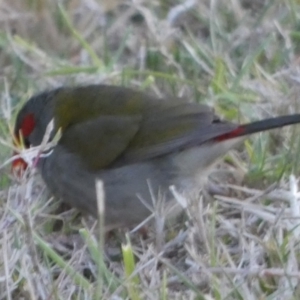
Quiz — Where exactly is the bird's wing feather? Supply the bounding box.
[53,85,238,169]
[116,112,238,165]
[59,115,141,169]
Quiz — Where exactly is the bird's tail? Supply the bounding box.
[215,114,300,142]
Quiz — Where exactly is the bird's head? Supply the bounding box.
[12,90,57,173]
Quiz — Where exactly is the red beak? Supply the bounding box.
[12,149,28,177]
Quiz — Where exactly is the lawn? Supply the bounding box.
[1,0,300,299]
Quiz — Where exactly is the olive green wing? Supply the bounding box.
[116,109,237,165]
[53,85,146,169]
[58,115,141,169]
[53,84,237,169]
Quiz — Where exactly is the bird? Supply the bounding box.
[12,84,300,229]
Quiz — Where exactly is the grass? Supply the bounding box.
[1,0,300,299]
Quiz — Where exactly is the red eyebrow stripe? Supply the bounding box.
[21,113,36,137]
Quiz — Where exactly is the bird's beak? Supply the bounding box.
[12,152,28,177]
[11,119,59,177]
[11,133,28,177]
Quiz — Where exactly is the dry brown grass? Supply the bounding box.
[1,0,300,299]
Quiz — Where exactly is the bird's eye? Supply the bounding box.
[23,137,30,148]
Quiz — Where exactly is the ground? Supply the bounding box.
[1,0,300,299]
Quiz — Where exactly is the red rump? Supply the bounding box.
[215,126,245,141]
[20,113,36,137]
